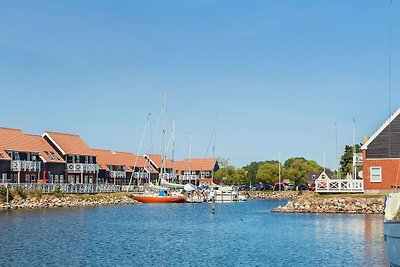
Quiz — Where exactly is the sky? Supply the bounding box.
[1,0,400,169]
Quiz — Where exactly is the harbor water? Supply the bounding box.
[0,200,387,266]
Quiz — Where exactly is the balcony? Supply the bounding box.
[110,171,126,179]
[181,174,200,181]
[315,179,364,193]
[67,163,99,173]
[11,160,41,172]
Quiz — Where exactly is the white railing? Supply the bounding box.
[131,172,149,179]
[67,163,99,173]
[110,171,126,179]
[181,174,200,181]
[315,179,364,193]
[11,160,41,172]
[1,183,121,194]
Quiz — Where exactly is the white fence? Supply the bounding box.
[1,183,124,194]
[315,179,364,193]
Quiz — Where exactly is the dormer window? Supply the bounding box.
[14,152,20,160]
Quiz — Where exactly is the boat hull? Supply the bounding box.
[134,195,186,203]
[384,221,400,267]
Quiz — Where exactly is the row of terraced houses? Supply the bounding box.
[0,127,219,186]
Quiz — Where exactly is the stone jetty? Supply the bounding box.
[272,194,384,214]
[0,194,138,211]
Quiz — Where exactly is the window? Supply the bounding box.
[85,156,88,163]
[14,152,20,160]
[2,173,7,183]
[75,155,80,163]
[25,174,30,183]
[370,167,382,183]
[31,174,36,183]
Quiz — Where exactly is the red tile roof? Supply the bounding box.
[44,131,95,156]
[0,127,64,163]
[176,158,217,172]
[93,149,157,173]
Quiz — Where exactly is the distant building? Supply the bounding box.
[0,127,65,183]
[361,108,400,193]
[307,170,336,184]
[175,158,219,185]
[93,149,157,185]
[43,131,99,184]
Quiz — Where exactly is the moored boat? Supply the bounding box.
[134,194,186,203]
[384,192,400,267]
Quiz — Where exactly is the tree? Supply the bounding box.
[214,166,247,185]
[283,157,323,184]
[242,161,264,185]
[339,144,361,177]
[256,162,282,184]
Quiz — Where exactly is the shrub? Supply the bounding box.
[53,186,64,198]
[14,186,27,199]
[0,185,12,203]
[28,188,42,199]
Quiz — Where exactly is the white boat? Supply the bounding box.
[210,185,247,202]
[384,192,400,267]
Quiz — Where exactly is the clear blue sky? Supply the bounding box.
[1,1,399,169]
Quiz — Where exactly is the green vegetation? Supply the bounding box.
[53,186,64,198]
[28,188,42,199]
[214,165,247,185]
[13,186,27,199]
[0,185,12,203]
[339,144,361,178]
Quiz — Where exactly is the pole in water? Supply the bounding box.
[6,185,9,204]
[212,196,216,214]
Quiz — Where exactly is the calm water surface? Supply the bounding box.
[0,200,387,266]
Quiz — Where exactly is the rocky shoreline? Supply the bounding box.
[272,194,385,214]
[247,191,300,200]
[0,194,138,211]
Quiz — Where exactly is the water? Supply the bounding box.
[0,200,387,266]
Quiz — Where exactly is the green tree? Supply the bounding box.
[339,144,361,177]
[243,161,264,185]
[256,162,282,184]
[214,166,247,185]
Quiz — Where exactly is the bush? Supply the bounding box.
[0,185,12,203]
[28,188,42,199]
[14,186,27,199]
[53,186,64,198]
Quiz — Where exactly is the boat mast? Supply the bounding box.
[172,118,176,182]
[278,152,281,190]
[189,131,192,184]
[160,93,168,183]
[148,112,152,184]
[212,128,216,185]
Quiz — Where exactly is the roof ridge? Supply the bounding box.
[0,127,22,131]
[45,131,79,137]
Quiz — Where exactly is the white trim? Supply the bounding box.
[42,132,66,155]
[143,154,159,169]
[361,107,400,150]
[39,155,47,163]
[365,157,400,161]
[370,166,382,183]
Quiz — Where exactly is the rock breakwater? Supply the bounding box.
[0,194,138,211]
[273,195,384,214]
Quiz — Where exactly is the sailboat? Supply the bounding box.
[384,2,400,265]
[134,95,186,204]
[384,193,400,267]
